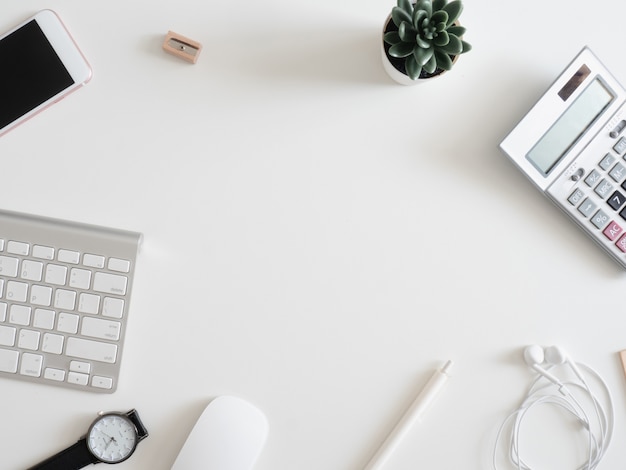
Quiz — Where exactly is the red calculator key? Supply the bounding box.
[603,221,623,241]
[616,233,626,253]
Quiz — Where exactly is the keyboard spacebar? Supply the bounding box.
[66,337,117,364]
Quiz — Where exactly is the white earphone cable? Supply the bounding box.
[493,362,614,470]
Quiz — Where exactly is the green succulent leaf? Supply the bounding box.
[431,10,448,26]
[434,50,453,70]
[414,45,434,66]
[461,40,472,53]
[414,0,433,18]
[447,25,466,36]
[443,0,463,26]
[413,9,428,29]
[433,30,449,47]
[439,33,462,54]
[397,0,414,16]
[432,0,447,11]
[383,31,402,45]
[389,41,416,58]
[416,35,431,49]
[405,55,423,80]
[391,6,412,27]
[398,22,417,42]
[424,54,437,74]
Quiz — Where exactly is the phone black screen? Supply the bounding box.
[0,20,74,130]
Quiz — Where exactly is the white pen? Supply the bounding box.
[363,360,453,470]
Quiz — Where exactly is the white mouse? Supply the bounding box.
[171,395,269,470]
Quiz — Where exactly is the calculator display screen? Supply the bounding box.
[527,78,614,175]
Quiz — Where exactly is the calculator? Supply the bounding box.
[500,46,626,269]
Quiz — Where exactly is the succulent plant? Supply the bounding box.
[383,0,471,80]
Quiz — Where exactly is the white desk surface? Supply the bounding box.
[2,1,626,469]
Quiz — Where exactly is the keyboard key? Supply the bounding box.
[0,256,19,277]
[0,302,6,322]
[81,317,121,341]
[68,371,89,385]
[70,360,91,373]
[20,260,43,281]
[32,245,55,260]
[20,353,42,377]
[92,376,113,389]
[78,293,100,314]
[0,348,19,373]
[57,312,79,334]
[6,281,28,302]
[108,257,131,273]
[69,268,91,290]
[58,249,80,264]
[18,329,40,350]
[41,333,64,355]
[33,309,55,330]
[93,272,128,296]
[102,297,124,319]
[0,239,4,251]
[0,325,16,347]
[83,254,105,269]
[45,264,67,285]
[44,368,65,381]
[7,241,29,256]
[66,337,117,364]
[9,305,31,326]
[54,289,76,310]
[30,285,53,307]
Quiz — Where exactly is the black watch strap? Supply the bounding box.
[27,438,98,470]
[126,408,149,441]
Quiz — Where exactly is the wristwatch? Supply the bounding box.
[28,409,148,469]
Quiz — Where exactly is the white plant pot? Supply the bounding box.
[381,13,458,85]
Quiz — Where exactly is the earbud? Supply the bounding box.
[544,345,586,382]
[523,345,566,390]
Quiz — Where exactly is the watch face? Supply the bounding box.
[87,413,138,463]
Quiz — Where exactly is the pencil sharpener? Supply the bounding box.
[162,31,202,64]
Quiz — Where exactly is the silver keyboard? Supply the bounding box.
[0,209,141,393]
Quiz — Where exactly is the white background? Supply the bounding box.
[1,1,626,469]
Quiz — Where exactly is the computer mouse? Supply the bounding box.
[171,395,269,470]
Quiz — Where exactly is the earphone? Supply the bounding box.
[493,345,614,470]
[522,345,566,391]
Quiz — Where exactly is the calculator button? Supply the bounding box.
[568,188,585,205]
[607,191,626,211]
[616,234,626,253]
[594,179,613,199]
[613,137,626,155]
[599,153,616,170]
[585,169,601,187]
[610,163,626,182]
[578,198,597,217]
[591,210,610,229]
[603,221,623,241]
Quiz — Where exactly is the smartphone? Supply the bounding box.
[0,10,92,137]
